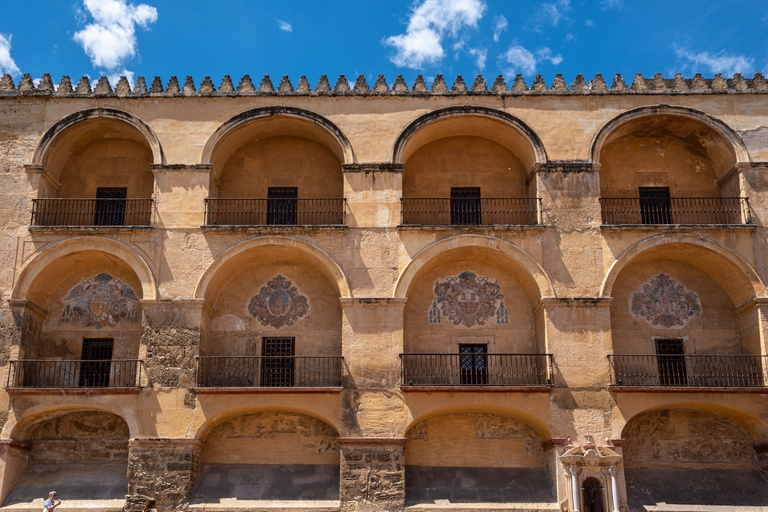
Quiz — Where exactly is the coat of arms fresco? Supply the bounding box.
[61,273,139,328]
[247,275,309,329]
[429,271,509,328]
[630,274,701,328]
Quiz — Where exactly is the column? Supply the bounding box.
[151,164,214,229]
[339,438,406,512]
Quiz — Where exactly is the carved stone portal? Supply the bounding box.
[560,440,624,512]
[630,274,701,328]
[247,275,309,329]
[429,271,509,327]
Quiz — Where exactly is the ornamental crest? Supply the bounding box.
[62,273,139,328]
[630,274,701,328]
[247,275,309,329]
[429,271,509,328]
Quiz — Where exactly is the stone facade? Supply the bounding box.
[0,73,767,512]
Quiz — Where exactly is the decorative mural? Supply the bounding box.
[429,271,509,328]
[630,274,701,328]
[61,273,139,328]
[248,275,309,328]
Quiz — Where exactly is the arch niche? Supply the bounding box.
[31,108,161,200]
[592,105,749,199]
[201,107,353,201]
[393,107,547,223]
[194,237,349,385]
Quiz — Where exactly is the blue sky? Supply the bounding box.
[0,0,767,87]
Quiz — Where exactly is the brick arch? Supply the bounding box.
[394,234,555,304]
[391,105,547,171]
[6,404,139,440]
[31,107,164,168]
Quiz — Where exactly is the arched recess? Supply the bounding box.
[619,406,768,509]
[2,407,133,506]
[13,236,157,304]
[404,408,555,506]
[195,236,350,302]
[32,107,165,168]
[191,407,341,503]
[392,106,547,169]
[394,235,554,303]
[201,106,355,182]
[600,233,766,307]
[8,404,139,440]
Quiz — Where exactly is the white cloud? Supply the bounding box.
[73,0,158,70]
[565,33,576,42]
[675,47,754,76]
[585,19,595,27]
[536,0,571,28]
[108,70,134,87]
[385,0,486,68]
[537,47,563,66]
[502,45,537,75]
[0,33,21,76]
[600,0,623,10]
[468,47,487,70]
[501,44,563,76]
[276,19,292,32]
[493,15,508,42]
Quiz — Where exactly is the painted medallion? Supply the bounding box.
[248,275,309,328]
[429,271,509,328]
[62,273,139,328]
[630,274,701,328]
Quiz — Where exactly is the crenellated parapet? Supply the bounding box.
[1,72,768,97]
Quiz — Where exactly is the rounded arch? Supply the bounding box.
[12,236,157,303]
[201,106,355,175]
[31,107,164,168]
[394,235,555,303]
[590,104,750,176]
[7,404,139,440]
[405,404,552,442]
[191,404,343,441]
[194,236,351,303]
[600,233,766,307]
[615,401,768,445]
[392,106,548,170]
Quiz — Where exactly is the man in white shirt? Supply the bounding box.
[43,491,60,512]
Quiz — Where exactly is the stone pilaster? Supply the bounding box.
[139,300,211,406]
[125,438,203,512]
[151,164,215,229]
[0,440,30,504]
[339,438,406,512]
[757,444,768,482]
[342,164,403,229]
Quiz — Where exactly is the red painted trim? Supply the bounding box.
[400,385,552,393]
[609,386,768,394]
[193,387,343,394]
[7,387,141,396]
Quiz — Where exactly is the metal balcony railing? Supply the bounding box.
[400,353,553,387]
[196,356,343,388]
[600,197,751,225]
[608,354,767,387]
[204,198,346,226]
[7,359,143,389]
[400,198,541,226]
[30,198,153,227]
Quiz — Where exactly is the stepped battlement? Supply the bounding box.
[1,71,767,97]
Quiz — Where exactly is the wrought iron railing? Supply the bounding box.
[608,354,767,387]
[400,353,553,386]
[204,198,346,226]
[7,359,143,388]
[196,356,343,388]
[30,198,153,227]
[600,197,751,225]
[400,198,540,226]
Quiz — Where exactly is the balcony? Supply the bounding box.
[400,198,540,226]
[195,356,343,389]
[203,198,346,227]
[30,198,153,228]
[608,354,767,389]
[600,197,751,226]
[400,353,553,388]
[6,359,143,390]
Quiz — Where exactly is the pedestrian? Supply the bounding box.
[43,491,61,512]
[142,498,157,512]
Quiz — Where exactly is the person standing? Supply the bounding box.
[43,491,60,512]
[142,498,158,512]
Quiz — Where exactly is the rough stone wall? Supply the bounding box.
[25,410,129,463]
[623,409,758,468]
[125,438,202,512]
[340,442,405,512]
